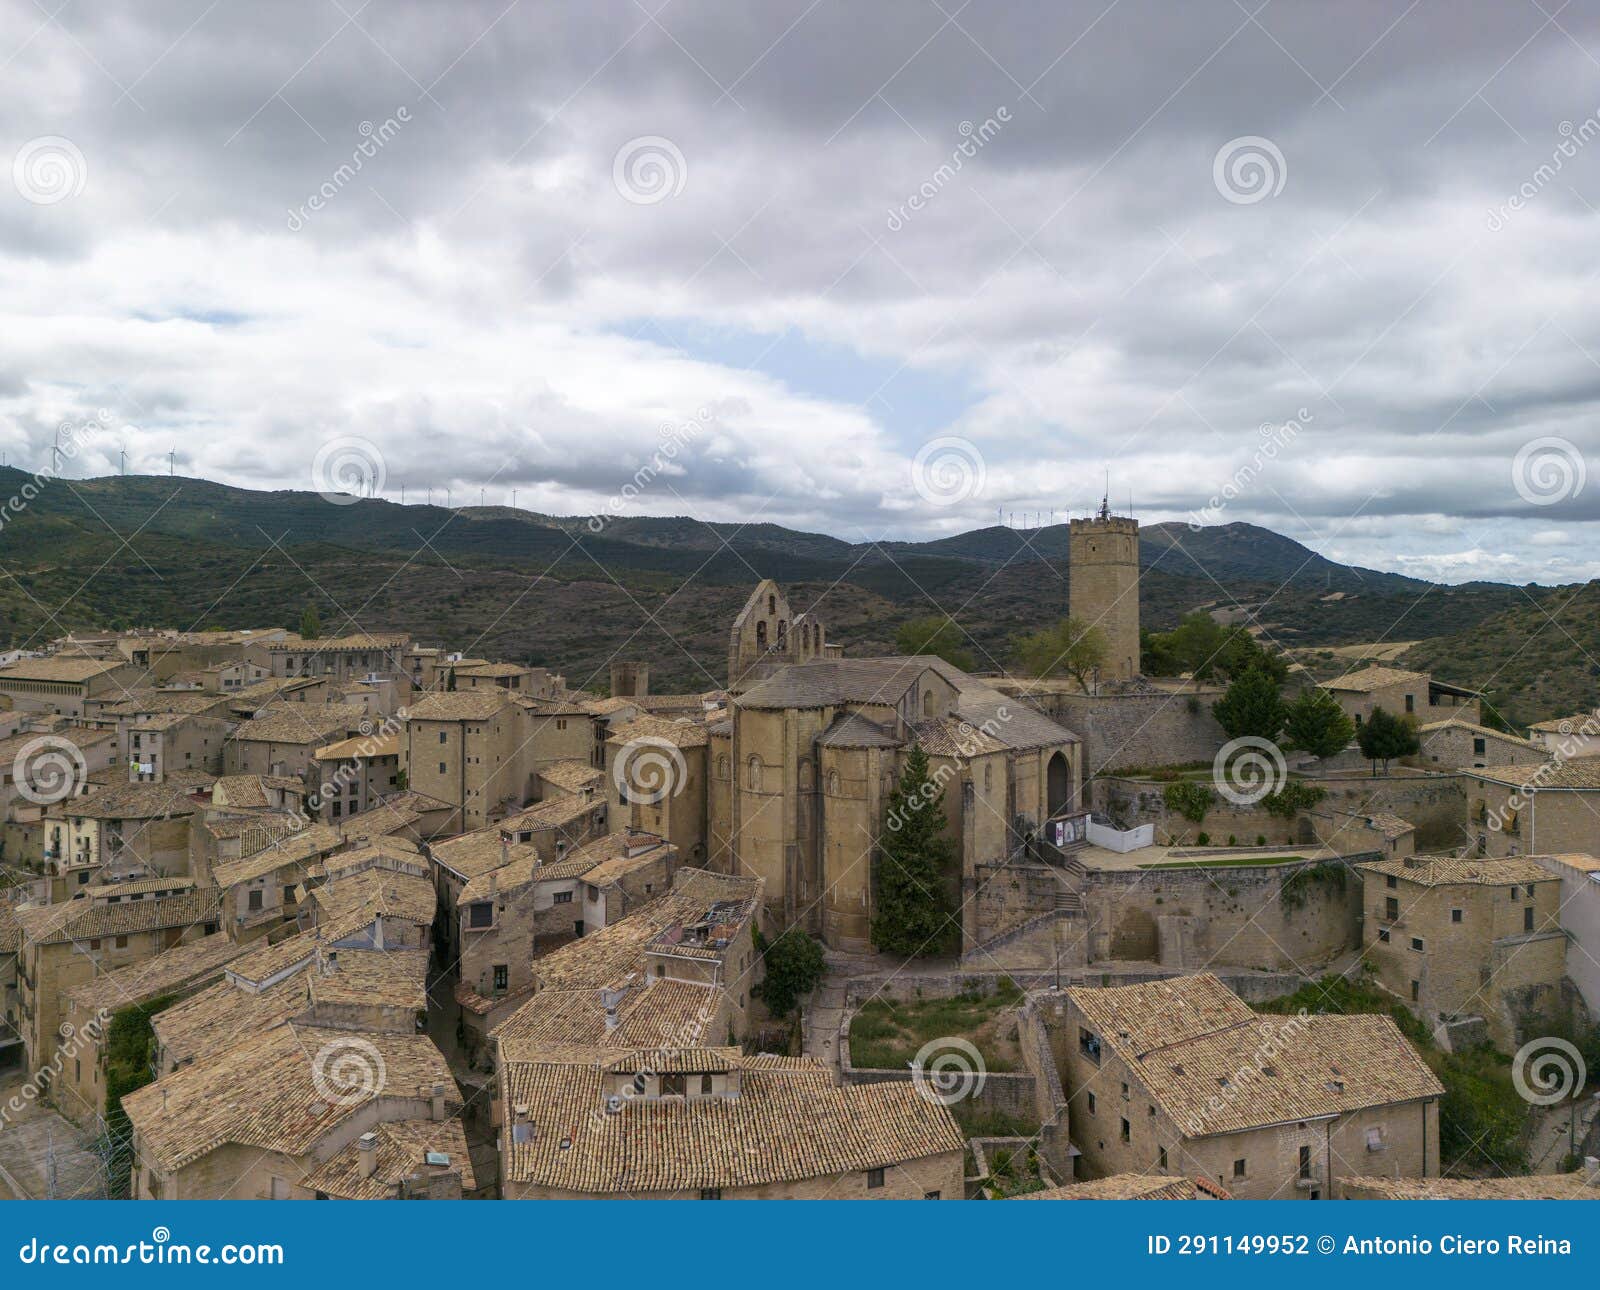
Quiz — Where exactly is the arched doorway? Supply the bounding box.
[1046,750,1071,818]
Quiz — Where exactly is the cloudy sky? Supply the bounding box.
[5,1,1600,584]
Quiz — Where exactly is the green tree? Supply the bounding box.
[299,603,321,639]
[896,615,976,671]
[1281,686,1356,759]
[872,745,958,958]
[755,928,826,1017]
[1013,617,1107,689]
[1211,668,1287,741]
[1357,705,1419,774]
[1215,628,1288,685]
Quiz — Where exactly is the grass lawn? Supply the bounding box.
[1139,855,1306,870]
[849,984,1022,1072]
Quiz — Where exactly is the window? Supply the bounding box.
[438,762,446,775]
[1405,694,1415,713]
[661,1074,686,1096]
[1510,886,1519,901]
[1378,928,1390,943]
[114,936,128,949]
[1299,1145,1312,1179]
[1385,896,1399,920]
[283,886,295,904]
[1120,1117,1130,1143]
[1120,1081,1129,1100]
[1365,1126,1385,1152]
[467,902,493,929]
[1451,908,1463,923]
[866,1168,885,1190]
[1086,1091,1096,1114]
[701,1073,713,1095]
[1158,1147,1167,1170]
[923,1191,941,1200]
[438,731,447,744]
[493,964,508,991]
[1385,874,1397,889]
[1078,1027,1102,1063]
[1525,883,1536,899]
[1232,1159,1246,1179]
[1411,980,1419,1001]
[699,1189,721,1201]
[247,889,263,912]
[553,890,573,905]
[1524,905,1535,932]
[1410,937,1423,951]
[1473,736,1486,756]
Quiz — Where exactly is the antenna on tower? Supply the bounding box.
[119,447,127,476]
[513,489,519,509]
[400,484,406,504]
[168,449,175,476]
[480,487,485,508]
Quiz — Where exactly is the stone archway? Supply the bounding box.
[1047,750,1071,818]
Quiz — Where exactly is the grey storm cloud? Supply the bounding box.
[5,0,1600,582]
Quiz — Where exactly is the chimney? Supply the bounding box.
[510,1105,534,1145]
[601,985,627,1032]
[500,832,509,869]
[357,1131,379,1179]
[430,1082,447,1121]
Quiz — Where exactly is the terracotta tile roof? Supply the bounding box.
[607,715,709,749]
[300,1117,476,1199]
[314,733,401,761]
[230,704,369,745]
[0,657,128,683]
[274,634,410,653]
[495,979,724,1050]
[431,828,539,882]
[1019,1174,1203,1200]
[1417,718,1540,748]
[79,876,197,900]
[1529,713,1600,733]
[1323,665,1429,693]
[153,974,308,1069]
[0,904,21,954]
[1339,1172,1598,1199]
[1361,813,1415,840]
[64,931,250,1017]
[309,865,436,929]
[498,1049,963,1193]
[816,712,901,749]
[123,1022,456,1174]
[1067,975,1442,1138]
[212,823,345,890]
[405,692,513,722]
[1468,756,1600,790]
[54,780,201,821]
[1358,854,1559,887]
[308,947,427,1012]
[225,931,322,990]
[454,662,536,677]
[909,716,1008,758]
[498,796,607,833]
[539,761,604,792]
[17,889,219,946]
[582,697,641,717]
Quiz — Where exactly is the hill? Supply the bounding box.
[0,469,1555,702]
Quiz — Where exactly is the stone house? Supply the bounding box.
[605,714,709,863]
[121,712,233,782]
[1466,756,1600,857]
[310,731,404,823]
[1359,854,1569,1051]
[224,703,370,779]
[123,1022,461,1200]
[14,887,220,1077]
[43,780,204,896]
[498,1046,963,1200]
[0,657,140,717]
[1322,666,1479,728]
[1056,974,1442,1199]
[1416,718,1546,772]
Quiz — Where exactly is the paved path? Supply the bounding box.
[801,981,848,1075]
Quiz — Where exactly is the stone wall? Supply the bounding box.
[1002,684,1226,776]
[1093,770,1468,851]
[1085,859,1363,973]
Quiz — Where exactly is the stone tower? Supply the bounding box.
[1068,497,1139,683]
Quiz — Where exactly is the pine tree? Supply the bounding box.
[1357,705,1419,774]
[1211,667,1287,741]
[872,745,958,958]
[1282,686,1356,759]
